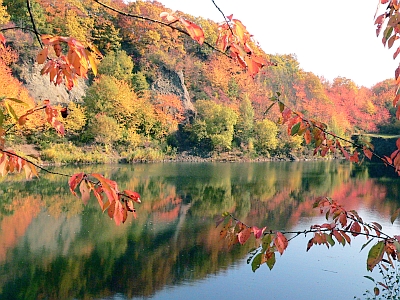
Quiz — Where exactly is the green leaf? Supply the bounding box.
[290,122,301,136]
[5,97,29,107]
[326,234,335,247]
[390,208,400,224]
[0,109,4,127]
[367,241,385,271]
[266,252,276,270]
[251,253,262,272]
[360,238,374,253]
[264,102,276,115]
[364,275,375,283]
[262,233,273,251]
[5,102,18,123]
[278,102,284,113]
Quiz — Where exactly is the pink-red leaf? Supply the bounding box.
[69,173,85,196]
[123,190,141,203]
[274,232,288,255]
[238,227,252,245]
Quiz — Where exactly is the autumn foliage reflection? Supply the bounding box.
[0,162,398,298]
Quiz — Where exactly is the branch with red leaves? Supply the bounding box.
[267,92,400,175]
[375,0,400,120]
[217,197,400,273]
[0,97,142,225]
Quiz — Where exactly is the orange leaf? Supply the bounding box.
[91,173,119,203]
[36,46,48,64]
[180,18,205,45]
[0,33,5,49]
[79,180,91,205]
[113,200,124,225]
[238,227,252,245]
[396,138,400,149]
[274,232,288,255]
[160,12,178,23]
[69,173,85,196]
[108,200,116,219]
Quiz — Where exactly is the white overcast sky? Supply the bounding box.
[156,0,397,88]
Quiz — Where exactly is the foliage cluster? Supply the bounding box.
[0,0,397,162]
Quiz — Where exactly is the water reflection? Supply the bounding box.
[0,161,399,299]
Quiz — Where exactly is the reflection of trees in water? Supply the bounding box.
[0,162,398,298]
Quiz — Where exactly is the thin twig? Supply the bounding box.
[211,0,235,36]
[93,0,227,57]
[0,149,71,178]
[26,0,43,48]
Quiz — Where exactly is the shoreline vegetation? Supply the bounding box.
[31,134,398,166]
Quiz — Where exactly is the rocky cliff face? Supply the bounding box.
[20,63,87,105]
[151,66,195,115]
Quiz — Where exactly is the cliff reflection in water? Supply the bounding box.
[0,161,398,299]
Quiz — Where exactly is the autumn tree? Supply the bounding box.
[234,94,254,148]
[190,100,238,152]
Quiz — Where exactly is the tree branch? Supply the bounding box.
[0,149,70,178]
[92,0,227,57]
[26,0,43,48]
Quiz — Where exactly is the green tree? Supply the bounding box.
[131,71,149,96]
[192,100,238,151]
[235,94,254,147]
[87,113,122,150]
[97,50,134,82]
[253,119,278,154]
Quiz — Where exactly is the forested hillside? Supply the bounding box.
[0,0,397,162]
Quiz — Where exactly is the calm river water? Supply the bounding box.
[0,161,399,299]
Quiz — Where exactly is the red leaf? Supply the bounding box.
[350,221,361,236]
[238,227,252,245]
[332,229,344,245]
[394,47,400,59]
[304,129,312,144]
[180,18,205,45]
[396,138,400,149]
[113,200,124,225]
[69,173,85,196]
[350,151,359,163]
[123,190,141,203]
[306,237,314,251]
[363,148,373,160]
[341,231,351,244]
[274,232,288,255]
[339,213,347,227]
[252,226,266,239]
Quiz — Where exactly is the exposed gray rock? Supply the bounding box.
[19,63,88,105]
[151,66,195,114]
